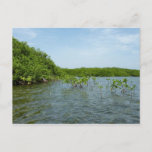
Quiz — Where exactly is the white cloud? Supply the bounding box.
[116,34,139,44]
[28,42,36,46]
[79,48,106,56]
[13,28,37,39]
[84,29,139,57]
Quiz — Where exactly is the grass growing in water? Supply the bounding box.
[61,76,136,98]
[110,78,136,97]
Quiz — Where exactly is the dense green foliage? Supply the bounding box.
[63,67,140,77]
[13,38,140,85]
[13,38,64,85]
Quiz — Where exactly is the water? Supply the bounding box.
[13,77,140,124]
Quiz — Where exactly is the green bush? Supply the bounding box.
[13,38,63,85]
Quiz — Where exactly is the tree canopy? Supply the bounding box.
[13,38,64,85]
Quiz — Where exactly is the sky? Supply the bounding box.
[13,28,140,69]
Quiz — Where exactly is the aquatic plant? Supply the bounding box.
[111,79,121,92]
[61,75,90,89]
[61,75,137,99]
[91,76,97,86]
[110,78,136,96]
[128,84,136,98]
[98,84,103,94]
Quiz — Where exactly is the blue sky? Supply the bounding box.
[13,28,140,69]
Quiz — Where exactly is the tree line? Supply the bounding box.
[62,67,139,77]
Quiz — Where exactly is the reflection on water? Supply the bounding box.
[13,77,140,124]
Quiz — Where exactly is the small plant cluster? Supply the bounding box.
[62,75,104,89]
[62,75,89,88]
[110,78,136,97]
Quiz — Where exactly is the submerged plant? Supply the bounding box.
[61,76,137,99]
[110,78,136,96]
[111,79,121,92]
[128,84,136,98]
[61,75,90,89]
[91,76,96,85]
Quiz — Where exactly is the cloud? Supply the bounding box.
[52,28,139,69]
[83,28,139,56]
[28,42,36,46]
[116,34,139,44]
[13,28,37,39]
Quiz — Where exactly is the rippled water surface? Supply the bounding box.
[13,77,140,124]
